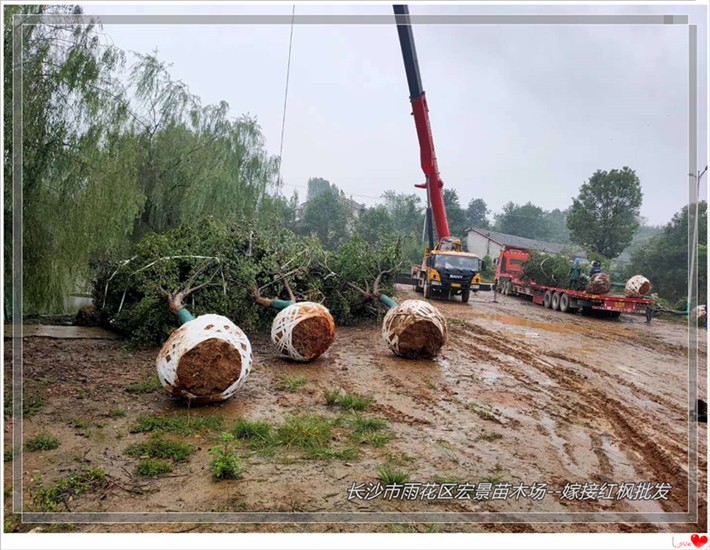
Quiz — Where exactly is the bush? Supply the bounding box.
[209,433,243,480]
[93,218,401,347]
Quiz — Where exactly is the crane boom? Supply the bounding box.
[393,4,451,241]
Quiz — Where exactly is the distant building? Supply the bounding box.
[465,228,588,261]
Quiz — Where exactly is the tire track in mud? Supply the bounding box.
[448,321,694,513]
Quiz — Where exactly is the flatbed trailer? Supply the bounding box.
[502,278,655,322]
[494,245,655,322]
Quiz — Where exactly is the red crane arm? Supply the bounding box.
[394,4,451,241]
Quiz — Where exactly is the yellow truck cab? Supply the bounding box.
[412,238,485,303]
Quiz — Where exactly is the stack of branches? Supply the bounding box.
[92,217,402,347]
[521,251,574,288]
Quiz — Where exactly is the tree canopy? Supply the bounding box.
[466,198,490,229]
[566,167,643,259]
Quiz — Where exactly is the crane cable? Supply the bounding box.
[277,5,296,193]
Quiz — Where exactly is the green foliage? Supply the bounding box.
[93,218,401,346]
[126,373,162,394]
[277,415,333,449]
[129,414,223,435]
[4,449,12,462]
[299,186,352,250]
[466,198,490,229]
[306,177,334,201]
[356,205,396,245]
[209,433,244,480]
[275,375,308,392]
[443,189,467,239]
[494,202,555,241]
[323,389,373,411]
[232,418,274,442]
[567,167,643,259]
[521,250,581,289]
[25,434,59,452]
[625,202,707,304]
[136,459,173,476]
[376,465,410,485]
[125,435,194,462]
[31,468,106,511]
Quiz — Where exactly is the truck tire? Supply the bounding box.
[543,290,553,308]
[559,293,570,313]
[461,288,470,303]
[607,311,621,319]
[551,292,561,311]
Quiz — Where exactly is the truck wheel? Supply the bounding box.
[559,293,570,313]
[607,311,621,319]
[424,282,432,299]
[543,290,553,308]
[551,292,561,311]
[461,288,470,303]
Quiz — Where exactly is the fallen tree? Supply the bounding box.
[92,218,400,347]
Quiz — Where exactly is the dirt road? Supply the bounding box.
[3,286,707,533]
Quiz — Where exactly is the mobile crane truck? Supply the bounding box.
[394,5,485,304]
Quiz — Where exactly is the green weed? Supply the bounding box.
[209,433,243,480]
[125,436,194,462]
[136,459,173,476]
[126,374,162,394]
[376,465,410,485]
[276,375,307,392]
[25,434,59,452]
[129,414,223,435]
[31,468,106,511]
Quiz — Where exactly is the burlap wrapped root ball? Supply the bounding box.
[692,305,707,325]
[586,273,612,295]
[624,275,652,298]
[382,299,448,359]
[271,302,336,362]
[156,314,252,404]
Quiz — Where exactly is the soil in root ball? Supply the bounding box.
[291,316,335,361]
[176,338,242,397]
[396,320,445,359]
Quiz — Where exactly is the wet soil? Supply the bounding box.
[3,286,706,533]
[176,338,242,398]
[291,316,335,361]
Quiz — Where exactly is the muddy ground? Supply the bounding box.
[3,286,707,533]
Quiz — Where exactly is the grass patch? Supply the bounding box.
[476,432,503,442]
[108,409,127,418]
[350,416,388,434]
[376,465,410,485]
[4,449,12,462]
[126,373,162,394]
[72,418,90,429]
[209,433,243,480]
[25,434,59,452]
[323,389,373,411]
[137,459,173,476]
[232,418,273,441]
[22,392,45,417]
[277,415,332,449]
[354,431,392,448]
[126,436,194,462]
[129,414,223,435]
[348,416,392,448]
[31,468,106,512]
[276,375,308,392]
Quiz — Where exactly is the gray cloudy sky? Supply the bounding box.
[82,2,708,226]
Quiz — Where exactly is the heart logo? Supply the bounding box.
[691,534,709,548]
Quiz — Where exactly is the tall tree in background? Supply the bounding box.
[299,186,351,250]
[443,189,467,239]
[356,205,395,245]
[626,202,706,306]
[382,191,424,236]
[306,177,333,201]
[545,208,570,244]
[466,198,490,229]
[567,167,643,259]
[494,202,552,241]
[4,5,144,314]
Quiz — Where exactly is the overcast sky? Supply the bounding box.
[81,2,708,226]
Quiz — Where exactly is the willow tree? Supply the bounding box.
[127,53,280,240]
[3,5,144,314]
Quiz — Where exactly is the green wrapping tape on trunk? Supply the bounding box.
[379,294,397,310]
[271,299,294,311]
[176,307,195,325]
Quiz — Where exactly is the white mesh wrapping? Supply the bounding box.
[625,275,652,298]
[271,302,335,362]
[382,299,447,357]
[156,314,252,403]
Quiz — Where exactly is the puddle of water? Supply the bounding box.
[469,313,579,335]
